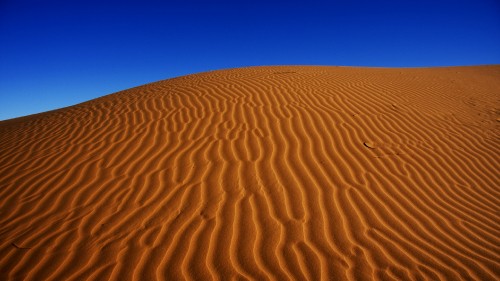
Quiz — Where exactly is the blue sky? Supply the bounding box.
[1,0,499,120]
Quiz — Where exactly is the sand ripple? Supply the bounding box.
[1,66,499,280]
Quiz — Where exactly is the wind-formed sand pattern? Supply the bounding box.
[1,66,499,280]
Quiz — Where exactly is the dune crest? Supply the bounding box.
[1,66,499,280]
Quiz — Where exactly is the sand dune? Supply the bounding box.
[0,66,499,280]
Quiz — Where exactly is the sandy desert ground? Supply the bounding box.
[0,66,499,280]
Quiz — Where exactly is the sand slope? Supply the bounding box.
[1,66,499,280]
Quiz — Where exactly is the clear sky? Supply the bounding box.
[1,0,499,120]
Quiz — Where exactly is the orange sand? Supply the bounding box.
[1,66,499,280]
